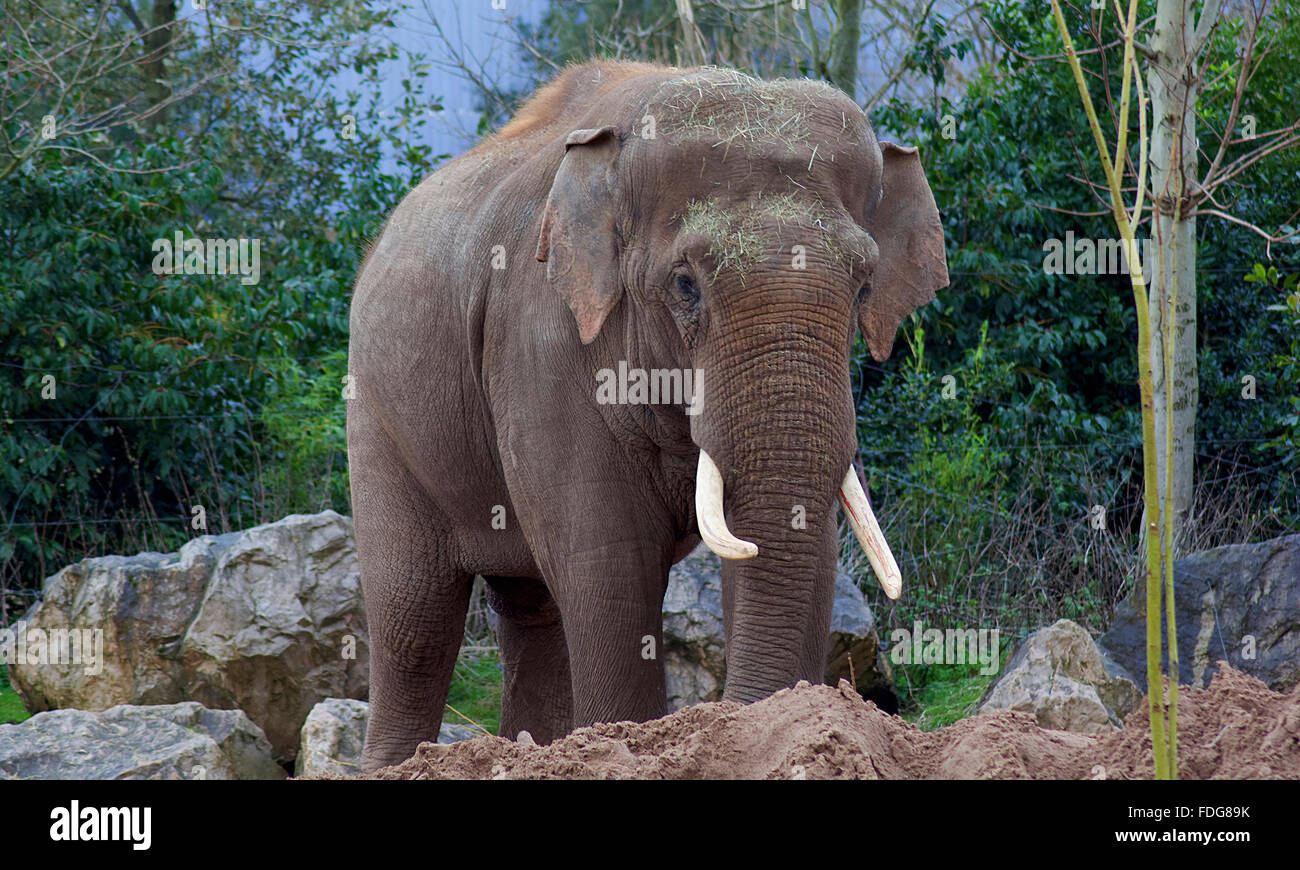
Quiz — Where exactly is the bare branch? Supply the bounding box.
[1199,0,1262,195]
[1028,200,1123,217]
[1190,207,1300,258]
[1204,126,1300,190]
[505,18,561,73]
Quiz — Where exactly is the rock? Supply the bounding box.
[1095,643,1140,687]
[439,723,482,743]
[0,702,284,780]
[4,511,369,761]
[1099,534,1300,692]
[826,566,896,710]
[662,545,727,710]
[295,698,369,778]
[977,619,1141,733]
[662,544,895,711]
[295,698,484,778]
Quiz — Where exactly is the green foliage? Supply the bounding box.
[0,668,30,724]
[862,0,1300,535]
[445,655,504,737]
[1,124,414,606]
[260,350,351,514]
[1,0,440,221]
[1246,265,1300,453]
[887,321,1013,564]
[856,310,1121,581]
[854,1,1299,729]
[895,651,1009,732]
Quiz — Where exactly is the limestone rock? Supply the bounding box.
[295,698,484,778]
[295,698,369,778]
[978,619,1140,733]
[0,702,284,780]
[4,511,369,760]
[662,545,727,710]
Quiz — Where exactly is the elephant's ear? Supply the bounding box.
[535,125,623,344]
[860,141,950,362]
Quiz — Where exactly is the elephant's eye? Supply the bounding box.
[675,273,700,305]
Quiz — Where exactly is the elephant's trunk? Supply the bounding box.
[709,437,845,704]
[687,316,858,703]
[685,266,910,702]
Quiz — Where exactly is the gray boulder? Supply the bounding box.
[1099,534,1300,692]
[978,619,1141,733]
[826,566,895,705]
[662,544,895,711]
[296,698,370,778]
[4,511,369,760]
[295,698,484,778]
[662,546,728,710]
[0,702,284,780]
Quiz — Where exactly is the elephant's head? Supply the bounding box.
[536,68,948,702]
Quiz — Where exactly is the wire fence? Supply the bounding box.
[2,408,1288,526]
[2,352,1294,626]
[3,348,1290,492]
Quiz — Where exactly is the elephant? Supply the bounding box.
[346,60,949,772]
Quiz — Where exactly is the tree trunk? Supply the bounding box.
[1144,0,1201,552]
[674,0,706,67]
[828,0,864,101]
[143,0,177,128]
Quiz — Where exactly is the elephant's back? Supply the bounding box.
[346,60,689,488]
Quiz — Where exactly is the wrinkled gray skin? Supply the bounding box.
[347,61,949,772]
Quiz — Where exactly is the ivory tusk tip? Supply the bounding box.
[724,541,759,560]
[840,466,904,600]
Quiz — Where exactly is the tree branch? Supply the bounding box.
[1190,207,1300,258]
[1190,0,1225,56]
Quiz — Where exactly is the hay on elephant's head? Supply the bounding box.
[678,191,871,282]
[652,67,839,154]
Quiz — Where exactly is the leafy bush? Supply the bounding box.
[0,137,404,612]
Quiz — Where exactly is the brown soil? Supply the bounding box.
[372,664,1300,780]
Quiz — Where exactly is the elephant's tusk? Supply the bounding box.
[695,450,758,560]
[839,467,902,599]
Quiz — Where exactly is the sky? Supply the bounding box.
[376,1,545,162]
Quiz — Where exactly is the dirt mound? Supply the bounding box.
[1091,664,1300,779]
[372,664,1300,779]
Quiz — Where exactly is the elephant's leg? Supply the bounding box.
[542,539,671,729]
[351,419,471,773]
[496,424,675,729]
[483,576,573,743]
[356,511,470,773]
